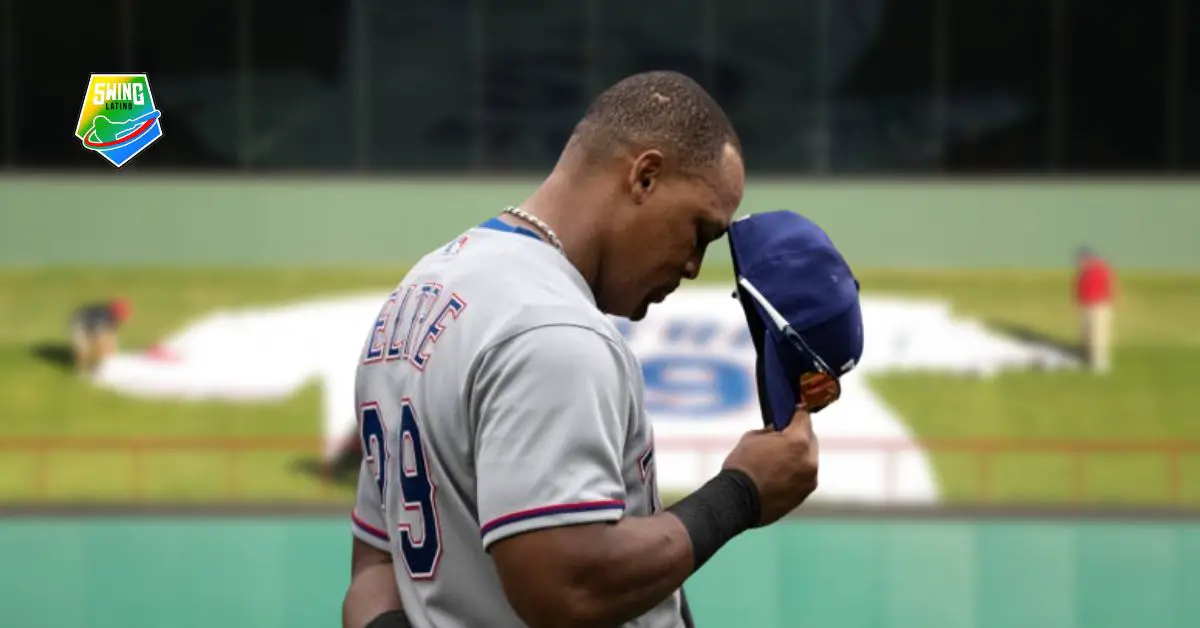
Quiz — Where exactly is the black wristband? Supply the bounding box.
[667,469,761,572]
[365,610,413,628]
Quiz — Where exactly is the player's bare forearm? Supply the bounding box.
[343,538,404,628]
[490,513,693,628]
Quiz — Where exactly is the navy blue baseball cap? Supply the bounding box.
[728,210,864,430]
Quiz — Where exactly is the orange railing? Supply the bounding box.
[1,436,331,500]
[2,436,1199,504]
[659,436,1200,504]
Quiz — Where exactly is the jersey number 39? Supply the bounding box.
[360,399,443,580]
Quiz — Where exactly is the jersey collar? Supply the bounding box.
[474,218,597,308]
[478,217,546,244]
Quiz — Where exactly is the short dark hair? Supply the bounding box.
[569,71,741,173]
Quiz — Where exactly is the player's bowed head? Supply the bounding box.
[488,72,819,628]
[511,70,746,323]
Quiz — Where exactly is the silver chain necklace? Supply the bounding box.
[502,206,565,254]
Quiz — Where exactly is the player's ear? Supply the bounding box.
[629,150,664,204]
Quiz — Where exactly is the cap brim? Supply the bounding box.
[741,290,864,430]
[734,281,802,430]
[762,339,801,430]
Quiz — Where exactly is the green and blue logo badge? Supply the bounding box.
[75,73,163,167]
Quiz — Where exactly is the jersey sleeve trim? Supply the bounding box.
[351,509,390,550]
[480,499,626,547]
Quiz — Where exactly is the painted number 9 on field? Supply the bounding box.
[642,356,752,416]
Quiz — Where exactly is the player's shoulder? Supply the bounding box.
[430,228,618,334]
[467,322,635,417]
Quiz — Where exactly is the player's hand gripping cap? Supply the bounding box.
[728,210,864,430]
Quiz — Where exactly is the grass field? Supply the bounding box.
[1,267,1199,506]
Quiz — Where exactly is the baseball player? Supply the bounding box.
[343,71,864,628]
[68,298,132,374]
[1074,246,1115,373]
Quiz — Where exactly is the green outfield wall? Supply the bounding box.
[1,515,1197,628]
[2,177,1198,269]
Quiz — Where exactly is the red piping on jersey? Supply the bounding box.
[352,509,390,541]
[481,499,626,537]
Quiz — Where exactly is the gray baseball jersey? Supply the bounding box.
[350,220,684,628]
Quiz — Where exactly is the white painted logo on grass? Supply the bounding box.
[93,288,1079,506]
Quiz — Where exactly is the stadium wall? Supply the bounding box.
[1,515,1197,628]
[2,177,1198,270]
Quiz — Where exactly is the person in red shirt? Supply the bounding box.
[1075,247,1114,373]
